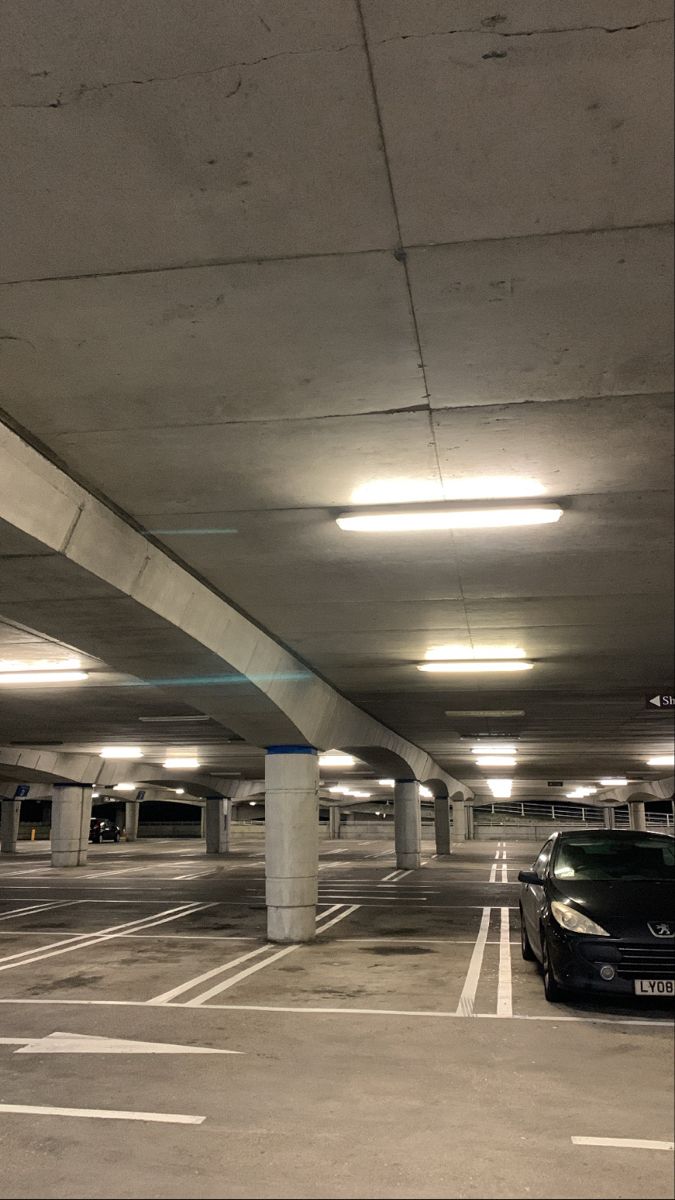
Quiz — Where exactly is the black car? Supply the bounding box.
[89,817,120,844]
[518,829,675,1002]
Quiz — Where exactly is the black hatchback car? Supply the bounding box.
[89,817,120,844]
[518,830,675,1002]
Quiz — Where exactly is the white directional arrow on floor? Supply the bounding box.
[0,1032,241,1055]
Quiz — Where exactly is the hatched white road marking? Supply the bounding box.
[489,864,497,883]
[0,1103,205,1125]
[501,864,508,883]
[0,901,77,922]
[456,907,491,1017]
[571,1137,675,1151]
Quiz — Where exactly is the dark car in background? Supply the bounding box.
[518,830,675,1002]
[89,817,120,844]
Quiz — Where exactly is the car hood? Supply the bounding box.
[549,879,674,938]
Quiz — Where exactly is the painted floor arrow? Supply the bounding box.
[2,1032,241,1055]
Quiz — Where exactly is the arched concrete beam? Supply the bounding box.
[0,423,470,799]
[597,777,674,805]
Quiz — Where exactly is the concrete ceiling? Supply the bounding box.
[0,0,673,799]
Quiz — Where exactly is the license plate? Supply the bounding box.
[634,979,675,996]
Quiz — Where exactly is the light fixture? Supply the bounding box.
[113,783,137,792]
[249,800,256,806]
[419,786,433,798]
[598,777,630,787]
[337,504,563,533]
[425,646,526,661]
[100,747,143,760]
[319,752,356,768]
[471,744,518,755]
[350,476,547,505]
[565,786,598,798]
[328,786,354,796]
[163,757,200,770]
[174,788,185,795]
[91,792,100,799]
[418,661,533,673]
[0,657,82,672]
[445,709,526,718]
[488,779,513,798]
[474,756,517,768]
[139,715,210,723]
[378,779,395,787]
[646,755,675,766]
[0,670,88,684]
[350,791,372,798]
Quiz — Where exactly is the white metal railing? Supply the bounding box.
[475,801,673,831]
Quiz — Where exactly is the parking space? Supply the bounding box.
[0,839,673,1199]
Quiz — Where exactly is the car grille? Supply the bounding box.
[616,943,675,979]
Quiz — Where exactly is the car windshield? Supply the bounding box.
[553,835,675,882]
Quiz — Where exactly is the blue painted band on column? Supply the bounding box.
[266,745,317,756]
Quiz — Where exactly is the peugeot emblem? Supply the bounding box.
[648,922,675,938]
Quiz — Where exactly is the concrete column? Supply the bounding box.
[205,796,229,854]
[433,796,451,856]
[1,800,21,853]
[452,800,466,844]
[466,806,475,840]
[629,801,647,831]
[125,800,140,841]
[51,784,92,867]
[394,779,421,870]
[328,805,341,839]
[603,806,616,829]
[265,747,319,943]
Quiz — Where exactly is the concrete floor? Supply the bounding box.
[0,837,672,1200]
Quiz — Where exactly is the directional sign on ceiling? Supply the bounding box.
[646,694,675,709]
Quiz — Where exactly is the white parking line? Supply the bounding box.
[456,907,491,1017]
[571,1137,675,1151]
[494,849,500,860]
[185,905,360,1006]
[501,864,508,883]
[489,864,497,883]
[0,901,77,922]
[497,907,512,1017]
[0,1103,205,1126]
[0,903,211,973]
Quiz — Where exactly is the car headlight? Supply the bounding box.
[550,900,610,937]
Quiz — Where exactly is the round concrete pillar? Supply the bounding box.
[433,796,451,856]
[51,784,93,867]
[125,799,140,841]
[452,800,466,844]
[394,779,421,869]
[1,798,22,853]
[205,796,230,854]
[265,747,319,943]
[629,800,647,831]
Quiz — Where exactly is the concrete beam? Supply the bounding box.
[0,421,470,800]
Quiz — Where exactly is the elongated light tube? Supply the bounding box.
[337,505,562,533]
[418,661,533,673]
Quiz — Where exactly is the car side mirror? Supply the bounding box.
[518,869,541,885]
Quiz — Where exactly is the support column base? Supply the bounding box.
[267,906,316,944]
[52,851,87,868]
[396,851,421,870]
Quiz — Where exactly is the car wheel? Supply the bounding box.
[541,932,563,1003]
[520,908,535,961]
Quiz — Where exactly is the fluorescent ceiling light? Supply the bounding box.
[419,786,433,798]
[350,476,547,505]
[488,779,513,798]
[598,778,630,786]
[100,747,143,760]
[378,779,395,787]
[445,709,526,718]
[139,715,210,723]
[0,657,82,673]
[91,793,100,798]
[646,755,674,766]
[0,671,88,684]
[174,788,185,795]
[351,791,372,798]
[337,505,562,533]
[113,783,137,792]
[328,786,353,795]
[425,645,526,661]
[418,661,533,673]
[163,757,200,770]
[471,744,517,755]
[319,752,356,767]
[474,756,517,768]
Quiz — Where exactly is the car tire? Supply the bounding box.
[541,932,563,1003]
[520,908,535,961]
